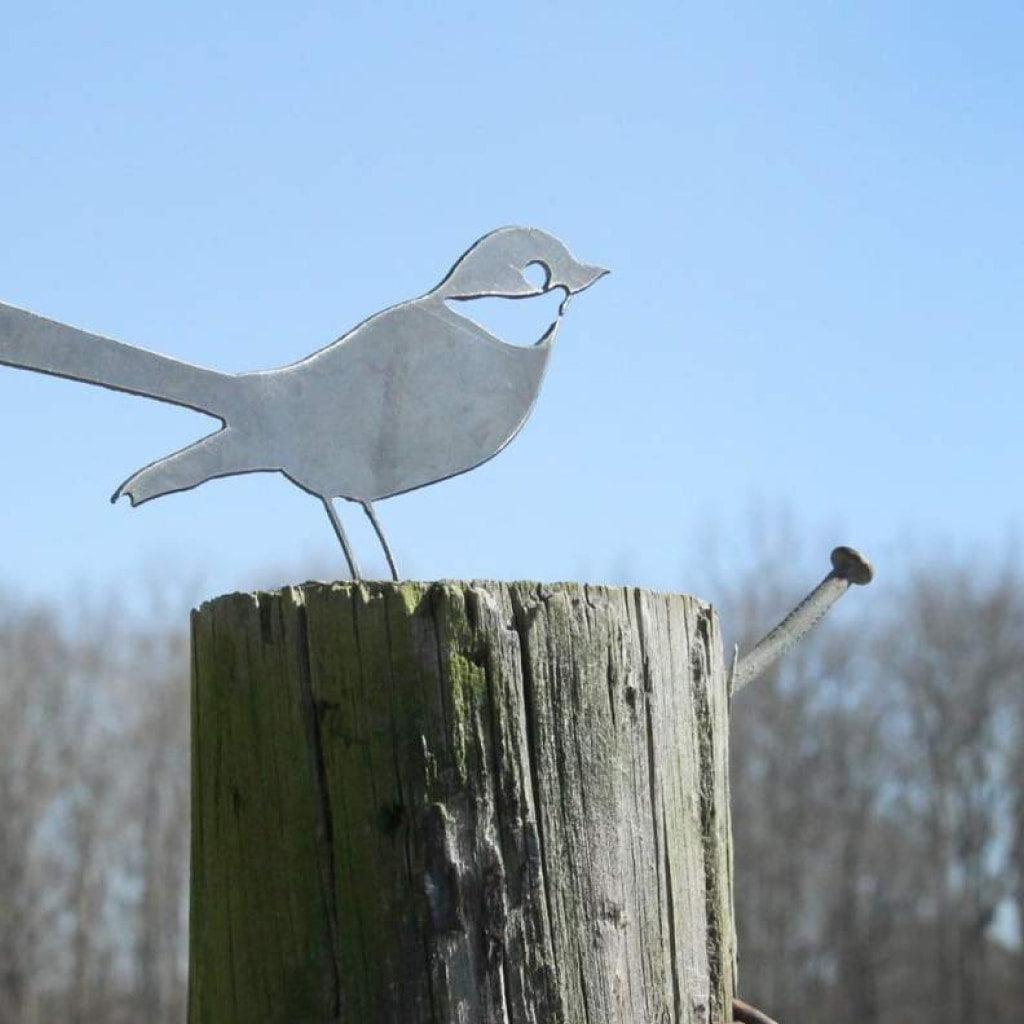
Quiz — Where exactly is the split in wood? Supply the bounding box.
[731,546,874,694]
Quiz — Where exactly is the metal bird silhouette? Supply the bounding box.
[0,227,607,579]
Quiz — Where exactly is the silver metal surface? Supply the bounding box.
[731,546,874,693]
[0,227,607,579]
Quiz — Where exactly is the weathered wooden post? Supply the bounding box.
[188,580,736,1023]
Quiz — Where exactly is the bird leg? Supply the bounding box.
[321,497,362,581]
[362,501,400,582]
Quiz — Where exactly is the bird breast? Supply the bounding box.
[248,298,552,502]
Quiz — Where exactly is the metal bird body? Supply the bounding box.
[0,227,607,578]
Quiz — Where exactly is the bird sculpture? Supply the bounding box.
[0,227,607,579]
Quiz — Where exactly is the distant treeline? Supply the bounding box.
[1,547,1022,1023]
[722,547,1024,1023]
[0,593,188,1024]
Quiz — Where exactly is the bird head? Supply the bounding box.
[433,227,609,303]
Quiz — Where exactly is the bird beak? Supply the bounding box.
[564,263,610,295]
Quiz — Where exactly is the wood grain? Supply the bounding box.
[188,581,735,1024]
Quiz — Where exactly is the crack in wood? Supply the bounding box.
[694,608,727,1023]
[293,595,344,1021]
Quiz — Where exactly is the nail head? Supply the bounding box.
[830,546,874,585]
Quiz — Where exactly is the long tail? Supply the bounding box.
[0,300,237,419]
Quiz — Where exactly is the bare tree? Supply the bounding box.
[1004,643,1024,1008]
[126,626,189,1024]
[0,598,74,1023]
[883,562,1024,1024]
[0,584,192,1024]
[709,519,859,1017]
[58,612,134,1024]
[715,523,1024,1024]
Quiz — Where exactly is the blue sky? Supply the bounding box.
[1,3,1022,602]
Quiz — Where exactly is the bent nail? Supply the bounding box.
[731,546,874,694]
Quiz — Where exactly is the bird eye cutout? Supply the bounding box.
[523,261,550,290]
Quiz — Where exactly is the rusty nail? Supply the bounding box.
[731,546,874,694]
[732,996,780,1024]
